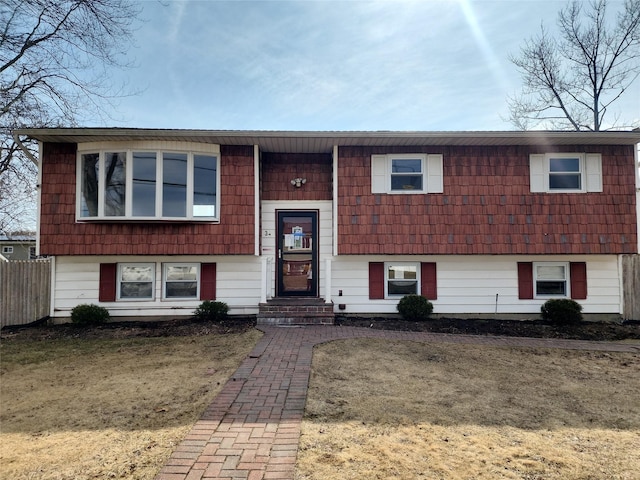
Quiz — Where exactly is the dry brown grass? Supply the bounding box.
[297,339,640,480]
[0,329,262,480]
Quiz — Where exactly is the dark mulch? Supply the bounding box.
[1,315,639,342]
[336,316,640,342]
[0,316,257,342]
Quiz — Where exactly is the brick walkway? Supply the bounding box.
[155,326,640,480]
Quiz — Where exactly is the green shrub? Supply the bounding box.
[194,300,229,322]
[541,298,583,324]
[397,294,434,321]
[70,303,110,325]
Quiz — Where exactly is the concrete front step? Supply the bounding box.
[257,299,335,325]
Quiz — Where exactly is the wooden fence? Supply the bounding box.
[622,254,640,321]
[1,259,51,328]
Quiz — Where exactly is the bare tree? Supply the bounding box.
[0,0,141,233]
[508,0,640,131]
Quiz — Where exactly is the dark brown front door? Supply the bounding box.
[277,211,318,297]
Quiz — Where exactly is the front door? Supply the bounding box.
[277,211,318,297]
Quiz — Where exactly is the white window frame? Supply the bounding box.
[77,142,220,222]
[2,246,13,254]
[530,153,602,193]
[372,153,443,194]
[385,262,420,298]
[533,262,570,299]
[117,263,156,301]
[162,263,200,300]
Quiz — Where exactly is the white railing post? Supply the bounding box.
[325,257,332,304]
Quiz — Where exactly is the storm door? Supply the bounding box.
[277,211,318,297]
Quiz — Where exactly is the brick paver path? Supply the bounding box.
[155,326,640,480]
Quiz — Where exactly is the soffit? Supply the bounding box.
[13,128,640,153]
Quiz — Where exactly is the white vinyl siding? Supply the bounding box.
[371,154,443,194]
[530,153,602,193]
[332,255,621,316]
[260,200,333,300]
[52,255,262,317]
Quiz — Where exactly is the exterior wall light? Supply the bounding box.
[290,177,307,188]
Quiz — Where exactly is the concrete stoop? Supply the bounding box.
[257,298,335,325]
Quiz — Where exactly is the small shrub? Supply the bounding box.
[71,303,110,325]
[397,294,433,321]
[194,300,229,322]
[541,298,583,324]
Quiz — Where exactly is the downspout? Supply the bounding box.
[332,145,338,257]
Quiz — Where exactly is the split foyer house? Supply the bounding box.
[14,128,640,322]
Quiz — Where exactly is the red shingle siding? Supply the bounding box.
[338,145,637,255]
[261,153,332,201]
[39,144,255,256]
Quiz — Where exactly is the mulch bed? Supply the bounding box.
[336,316,640,341]
[2,316,639,342]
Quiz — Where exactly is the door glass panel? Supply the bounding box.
[280,214,315,295]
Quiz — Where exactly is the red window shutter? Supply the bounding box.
[200,263,217,300]
[99,263,117,302]
[570,262,587,300]
[369,262,384,299]
[517,262,534,299]
[421,262,437,300]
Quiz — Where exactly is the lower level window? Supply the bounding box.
[534,263,568,297]
[164,263,199,299]
[118,263,155,300]
[386,263,419,296]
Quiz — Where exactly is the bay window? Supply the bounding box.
[78,146,219,221]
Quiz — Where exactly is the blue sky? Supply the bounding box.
[111,0,639,131]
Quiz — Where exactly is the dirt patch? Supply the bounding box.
[336,316,640,341]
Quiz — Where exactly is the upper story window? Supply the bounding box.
[530,153,602,193]
[371,153,443,194]
[78,142,220,221]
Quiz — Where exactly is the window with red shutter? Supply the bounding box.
[570,262,587,300]
[200,263,217,300]
[420,262,437,300]
[517,262,534,299]
[99,263,117,302]
[369,262,384,299]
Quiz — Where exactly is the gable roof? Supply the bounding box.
[13,128,640,154]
